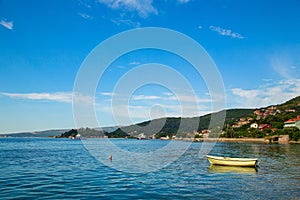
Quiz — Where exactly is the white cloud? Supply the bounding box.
[78,12,93,20]
[0,19,13,30]
[98,0,158,18]
[231,88,261,99]
[100,92,115,96]
[131,95,161,100]
[73,93,94,105]
[230,79,300,108]
[0,92,73,103]
[209,25,245,39]
[0,92,94,105]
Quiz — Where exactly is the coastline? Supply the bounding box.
[193,137,300,144]
[190,138,267,143]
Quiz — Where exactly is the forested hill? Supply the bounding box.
[277,96,300,112]
[110,108,254,138]
[109,96,300,138]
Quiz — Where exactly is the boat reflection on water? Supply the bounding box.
[208,165,257,174]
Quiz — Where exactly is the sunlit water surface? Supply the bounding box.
[0,138,299,199]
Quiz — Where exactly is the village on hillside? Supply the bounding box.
[195,104,300,142]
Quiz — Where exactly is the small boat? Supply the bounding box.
[136,133,147,140]
[206,155,258,167]
[160,135,169,140]
[137,136,147,140]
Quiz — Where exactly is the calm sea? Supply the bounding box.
[0,138,299,199]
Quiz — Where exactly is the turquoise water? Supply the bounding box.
[0,138,299,199]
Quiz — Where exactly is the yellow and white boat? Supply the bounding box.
[206,155,258,167]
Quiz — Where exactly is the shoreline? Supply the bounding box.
[1,136,299,144]
[193,137,300,144]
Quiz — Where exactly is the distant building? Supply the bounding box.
[232,118,251,128]
[250,123,258,129]
[284,115,300,129]
[268,106,277,110]
[285,109,296,113]
[259,124,273,131]
[240,118,246,122]
[254,109,262,115]
[254,109,263,119]
[198,129,211,138]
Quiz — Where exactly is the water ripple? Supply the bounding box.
[0,138,299,199]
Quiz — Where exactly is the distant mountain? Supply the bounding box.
[0,129,67,138]
[1,126,119,138]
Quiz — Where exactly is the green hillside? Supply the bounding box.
[109,108,254,138]
[108,96,300,141]
[222,96,300,141]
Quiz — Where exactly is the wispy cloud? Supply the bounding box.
[98,100,210,124]
[101,92,212,104]
[0,19,13,30]
[270,53,299,79]
[96,90,218,126]
[0,92,94,105]
[0,92,73,103]
[100,92,115,97]
[78,0,92,8]
[230,79,300,108]
[209,25,245,39]
[98,0,157,18]
[131,95,161,100]
[73,93,94,105]
[78,12,93,20]
[165,94,212,103]
[111,17,141,27]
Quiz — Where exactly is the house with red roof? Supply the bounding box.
[284,115,300,129]
[259,124,275,131]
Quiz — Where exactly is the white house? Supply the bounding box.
[250,123,258,129]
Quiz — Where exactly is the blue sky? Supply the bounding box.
[0,0,300,133]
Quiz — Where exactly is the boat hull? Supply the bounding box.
[207,155,258,167]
